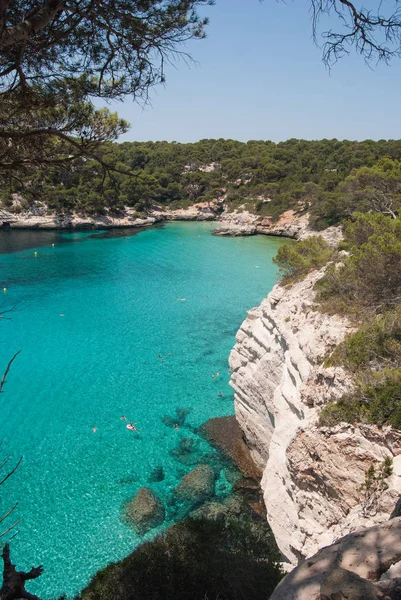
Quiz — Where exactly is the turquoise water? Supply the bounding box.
[0,223,286,598]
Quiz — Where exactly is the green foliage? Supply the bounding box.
[311,158,401,224]
[6,138,401,217]
[317,213,401,316]
[358,458,394,517]
[327,306,401,370]
[319,370,401,429]
[77,516,283,600]
[318,215,401,430]
[1,1,212,187]
[344,210,401,249]
[364,464,377,491]
[383,456,394,478]
[273,236,334,283]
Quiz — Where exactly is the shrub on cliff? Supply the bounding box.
[317,213,401,316]
[326,306,401,371]
[273,236,334,283]
[77,517,283,600]
[319,370,401,429]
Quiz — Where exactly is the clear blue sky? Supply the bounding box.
[97,0,401,143]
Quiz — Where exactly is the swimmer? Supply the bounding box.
[216,371,220,377]
[218,391,223,398]
[60,314,65,317]
[212,374,215,379]
[174,423,179,431]
[121,416,127,421]
[127,422,139,432]
[92,426,97,433]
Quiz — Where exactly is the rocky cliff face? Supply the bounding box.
[270,516,401,600]
[229,268,401,565]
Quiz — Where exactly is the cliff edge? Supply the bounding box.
[229,266,401,565]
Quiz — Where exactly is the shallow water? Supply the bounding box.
[0,223,286,598]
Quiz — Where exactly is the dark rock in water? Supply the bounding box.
[191,493,247,522]
[233,477,266,519]
[161,407,191,428]
[233,477,260,493]
[170,437,199,457]
[200,416,262,480]
[172,454,200,467]
[199,451,227,476]
[174,464,215,507]
[170,436,227,473]
[191,501,229,522]
[117,474,139,485]
[225,466,243,485]
[221,493,245,516]
[148,466,165,483]
[124,487,165,535]
[176,407,191,424]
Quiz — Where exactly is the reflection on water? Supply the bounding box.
[0,226,154,254]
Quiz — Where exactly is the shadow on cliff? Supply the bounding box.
[270,516,401,600]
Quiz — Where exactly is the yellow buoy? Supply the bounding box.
[3,288,6,293]
[34,251,38,256]
[52,243,55,247]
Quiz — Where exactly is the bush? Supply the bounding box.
[319,370,401,429]
[273,236,335,283]
[327,306,401,370]
[343,211,401,249]
[317,213,401,316]
[78,517,283,600]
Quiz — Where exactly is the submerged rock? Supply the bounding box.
[148,466,165,483]
[191,501,229,522]
[170,437,199,457]
[200,416,262,480]
[191,494,246,522]
[125,487,165,535]
[173,464,215,507]
[161,407,191,429]
[117,474,138,485]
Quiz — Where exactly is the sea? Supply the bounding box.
[0,222,287,598]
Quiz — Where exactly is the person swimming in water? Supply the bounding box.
[127,422,139,432]
[92,426,97,433]
[121,416,127,421]
[218,391,223,398]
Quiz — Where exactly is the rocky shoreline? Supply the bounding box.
[0,203,322,240]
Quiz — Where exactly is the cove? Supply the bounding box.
[0,222,287,598]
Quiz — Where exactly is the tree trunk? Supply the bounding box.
[0,544,43,600]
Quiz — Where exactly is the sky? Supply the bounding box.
[96,0,401,144]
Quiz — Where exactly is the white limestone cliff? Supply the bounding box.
[229,267,401,565]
